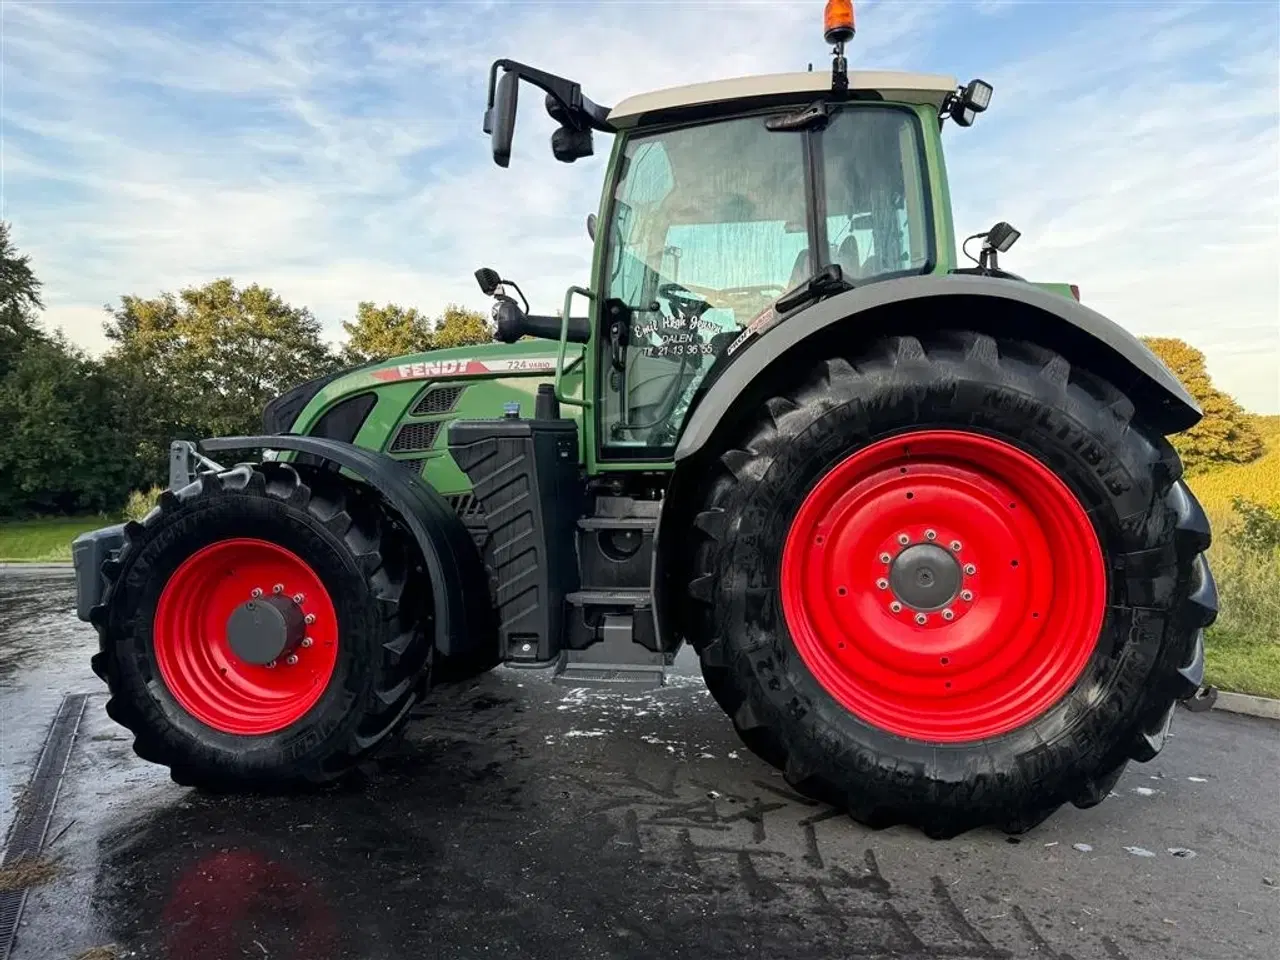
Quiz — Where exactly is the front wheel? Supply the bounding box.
[686,331,1217,838]
[90,462,432,790]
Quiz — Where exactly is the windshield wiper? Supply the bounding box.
[775,263,853,315]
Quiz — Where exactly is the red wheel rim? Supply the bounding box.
[780,429,1106,743]
[154,538,340,735]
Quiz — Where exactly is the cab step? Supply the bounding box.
[554,589,667,689]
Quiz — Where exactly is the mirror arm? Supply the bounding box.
[485,58,614,133]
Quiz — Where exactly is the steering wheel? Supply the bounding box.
[657,282,712,319]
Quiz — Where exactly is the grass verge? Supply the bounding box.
[0,515,116,563]
[1202,501,1280,700]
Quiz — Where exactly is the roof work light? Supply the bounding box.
[823,0,855,44]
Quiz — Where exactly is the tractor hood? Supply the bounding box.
[263,338,585,436]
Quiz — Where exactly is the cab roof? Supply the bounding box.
[607,70,958,129]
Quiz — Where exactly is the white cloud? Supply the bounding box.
[5,0,1278,413]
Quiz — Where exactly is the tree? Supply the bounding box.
[1142,336,1263,471]
[340,301,433,365]
[104,278,340,440]
[0,220,45,377]
[431,303,492,349]
[0,332,136,516]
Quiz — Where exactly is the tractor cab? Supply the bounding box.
[478,2,994,459]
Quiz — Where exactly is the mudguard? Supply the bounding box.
[674,273,1201,462]
[201,435,496,663]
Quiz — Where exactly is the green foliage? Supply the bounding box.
[104,278,341,440]
[124,486,165,523]
[0,333,138,515]
[431,303,493,349]
[1202,497,1280,698]
[0,220,45,378]
[1228,496,1280,554]
[1141,336,1263,472]
[341,301,433,365]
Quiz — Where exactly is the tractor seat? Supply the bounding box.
[833,234,862,280]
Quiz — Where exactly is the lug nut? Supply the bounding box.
[266,660,277,669]
[961,589,973,601]
[890,601,903,613]
[304,613,316,625]
[301,637,313,648]
[914,613,928,625]
[292,593,305,604]
[272,584,284,595]
[286,654,299,665]
[964,563,977,576]
[897,533,910,546]
[879,552,892,564]
[250,587,263,599]
[942,608,955,621]
[876,578,889,590]
[950,540,962,552]
[925,529,937,541]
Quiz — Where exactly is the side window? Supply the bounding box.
[822,108,931,281]
[607,142,674,310]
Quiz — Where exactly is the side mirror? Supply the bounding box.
[489,70,519,168]
[586,214,597,240]
[475,267,502,296]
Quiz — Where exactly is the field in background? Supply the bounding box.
[1187,414,1280,699]
[0,515,117,563]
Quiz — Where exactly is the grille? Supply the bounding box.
[0,695,88,958]
[397,458,429,476]
[389,421,442,453]
[411,384,465,416]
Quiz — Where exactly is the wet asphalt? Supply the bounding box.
[0,569,1277,960]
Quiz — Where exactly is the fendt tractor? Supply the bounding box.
[73,3,1219,838]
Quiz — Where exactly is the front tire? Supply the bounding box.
[686,331,1216,838]
[90,462,432,790]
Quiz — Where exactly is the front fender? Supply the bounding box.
[674,273,1200,462]
[201,435,495,663]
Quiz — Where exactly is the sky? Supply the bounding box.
[3,0,1278,413]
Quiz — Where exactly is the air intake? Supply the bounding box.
[411,384,466,416]
[389,421,442,453]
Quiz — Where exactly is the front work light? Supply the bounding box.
[964,79,993,112]
[946,78,994,127]
[824,0,855,44]
[987,221,1021,253]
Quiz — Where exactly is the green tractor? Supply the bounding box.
[73,6,1218,838]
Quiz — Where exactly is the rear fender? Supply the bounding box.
[674,273,1200,464]
[201,435,496,664]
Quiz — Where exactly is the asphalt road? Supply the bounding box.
[1,568,1277,960]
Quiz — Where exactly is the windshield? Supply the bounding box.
[599,106,932,453]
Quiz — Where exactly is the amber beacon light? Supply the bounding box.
[824,0,855,44]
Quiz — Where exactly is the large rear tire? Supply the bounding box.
[90,461,432,790]
[686,331,1217,838]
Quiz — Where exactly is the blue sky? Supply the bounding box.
[4,0,1278,412]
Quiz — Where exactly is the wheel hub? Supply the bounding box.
[226,595,306,666]
[888,543,960,611]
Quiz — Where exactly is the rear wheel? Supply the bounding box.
[686,331,1217,837]
[90,462,431,790]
